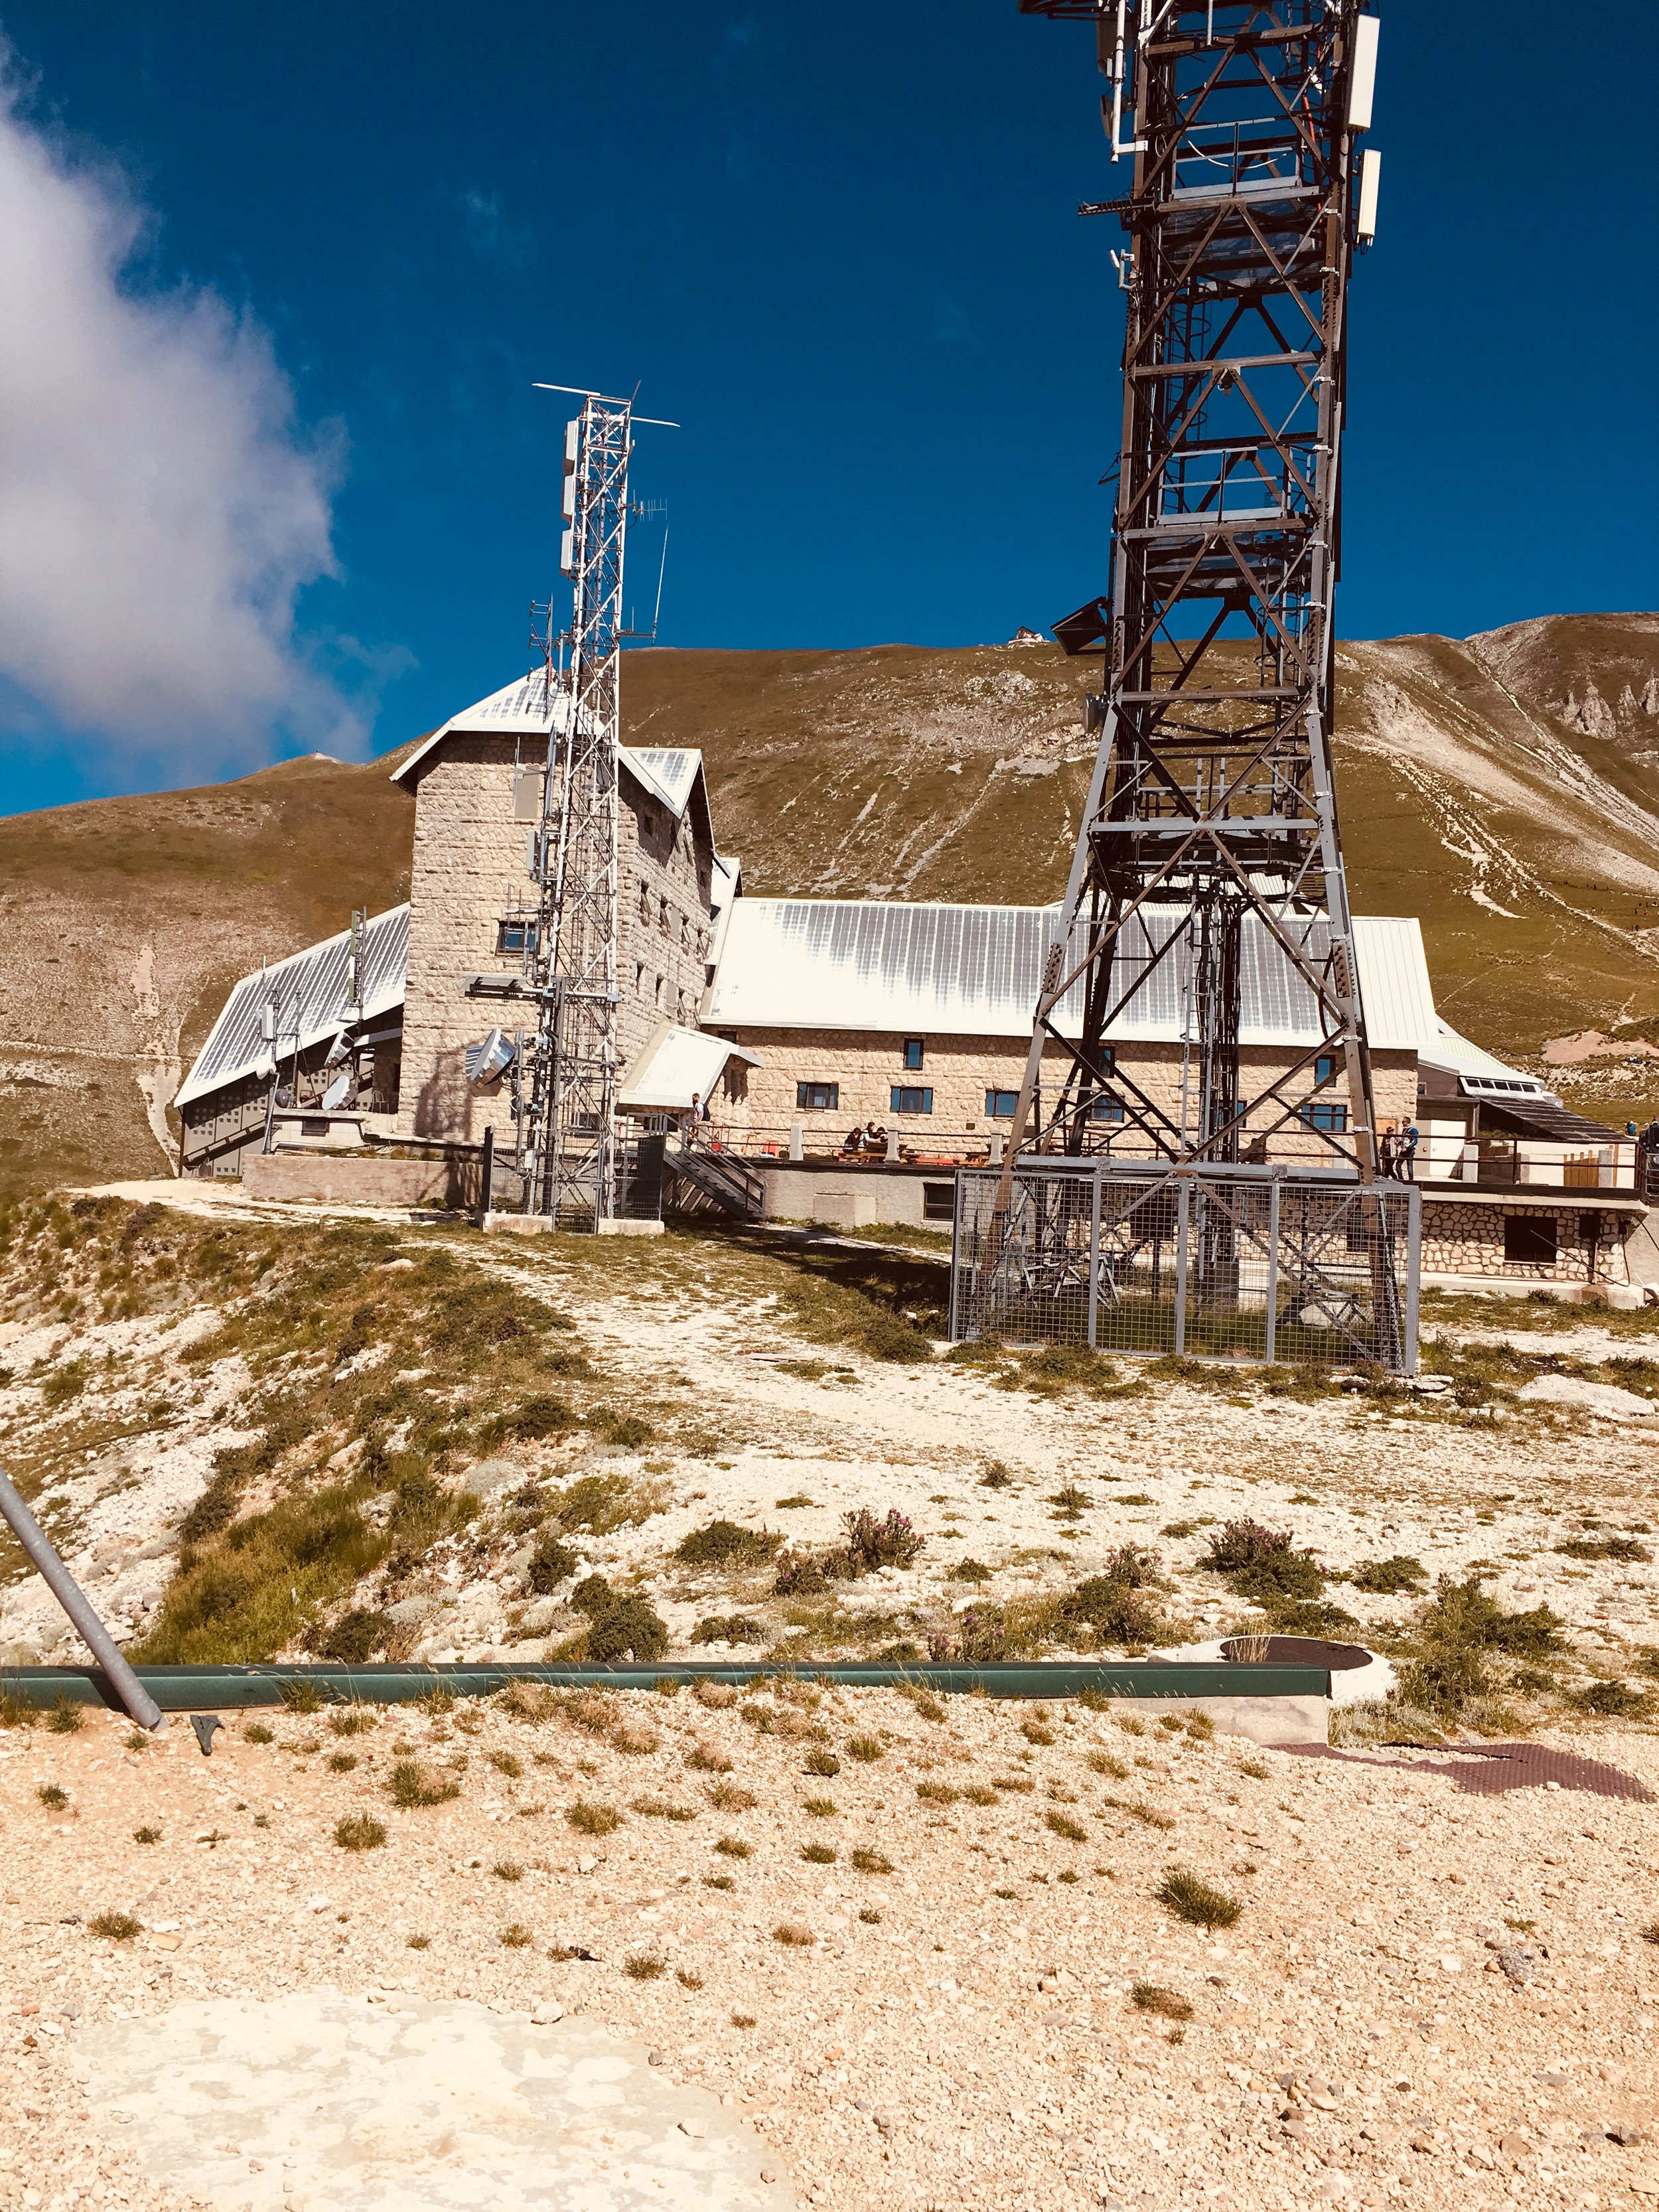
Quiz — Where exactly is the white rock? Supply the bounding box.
[1518,1374,1656,1418]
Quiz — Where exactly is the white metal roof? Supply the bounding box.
[176,905,409,1108]
[1420,1021,1548,1094]
[617,1023,761,1112]
[705,899,1443,1052]
[390,670,706,830]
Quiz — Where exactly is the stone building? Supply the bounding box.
[702,899,1427,1162]
[173,693,1654,1297]
[389,674,729,1144]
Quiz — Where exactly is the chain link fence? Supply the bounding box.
[950,1161,1418,1374]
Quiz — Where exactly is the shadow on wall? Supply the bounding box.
[412,1045,473,1142]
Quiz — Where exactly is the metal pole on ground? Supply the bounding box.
[0,1465,168,1733]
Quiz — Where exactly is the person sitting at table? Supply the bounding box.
[841,1126,863,1155]
[865,1120,889,1154]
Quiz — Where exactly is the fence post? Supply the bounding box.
[1173,1177,1190,1357]
[478,1124,495,1226]
[1264,1174,1280,1364]
[1088,1165,1101,1351]
[1404,1183,1421,1376]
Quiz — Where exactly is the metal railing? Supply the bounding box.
[950,1159,1419,1374]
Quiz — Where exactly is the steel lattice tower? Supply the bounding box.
[520,394,634,1227]
[1010,0,1384,1182]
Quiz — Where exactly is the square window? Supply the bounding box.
[902,1039,925,1071]
[496,919,538,955]
[985,1088,1020,1118]
[922,1181,955,1222]
[891,1086,934,1116]
[1504,1214,1557,1264]
[1088,1096,1125,1123]
[796,1081,839,1112]
[1298,1101,1348,1134]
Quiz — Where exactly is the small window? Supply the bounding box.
[796,1081,839,1112]
[923,1181,955,1222]
[1314,1053,1337,1087]
[902,1038,925,1071]
[1088,1096,1125,1123]
[496,919,538,954]
[891,1085,934,1116]
[1298,1101,1348,1133]
[1504,1214,1557,1265]
[985,1088,1020,1118]
[1099,1045,1116,1072]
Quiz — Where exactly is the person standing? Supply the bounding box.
[1402,1122,1419,1180]
[1378,1122,1398,1179]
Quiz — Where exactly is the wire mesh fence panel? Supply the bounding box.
[951,1163,1417,1374]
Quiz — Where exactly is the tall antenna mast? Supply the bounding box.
[517,386,676,1226]
[1007,0,1384,1185]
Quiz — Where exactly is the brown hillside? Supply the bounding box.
[7,614,1659,1200]
[0,753,414,1201]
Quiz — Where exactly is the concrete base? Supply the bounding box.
[811,1187,892,1230]
[78,1992,792,2211]
[482,1212,554,1236]
[242,1152,477,1209]
[1423,1271,1647,1310]
[598,1217,666,1237]
[1110,1691,1328,1746]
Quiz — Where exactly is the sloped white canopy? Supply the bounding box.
[618,1023,762,1114]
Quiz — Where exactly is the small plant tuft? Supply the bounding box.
[772,1922,814,1948]
[390,1759,461,1808]
[676,1968,704,1989]
[1131,1982,1193,2021]
[566,1799,621,1835]
[494,1859,524,1881]
[851,1846,893,1874]
[334,1814,388,1852]
[1046,1810,1088,1842]
[499,1923,532,1948]
[133,1824,161,1844]
[90,1911,143,1941]
[715,1835,752,1858]
[244,1722,275,1744]
[800,1842,837,1864]
[37,1783,69,1810]
[805,1748,841,1777]
[845,1733,883,1763]
[1156,1867,1241,1929]
[46,1695,85,1735]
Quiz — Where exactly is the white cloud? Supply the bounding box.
[0,64,357,763]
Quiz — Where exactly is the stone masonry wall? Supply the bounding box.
[399,737,715,1143]
[712,1026,1417,1165]
[1420,1198,1636,1286]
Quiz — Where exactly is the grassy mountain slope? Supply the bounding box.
[5,612,1659,1199]
[0,755,414,1201]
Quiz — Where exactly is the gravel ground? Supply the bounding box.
[3,1683,1658,2212]
[5,1187,1659,2208]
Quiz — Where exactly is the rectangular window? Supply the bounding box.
[922,1181,955,1222]
[891,1085,934,1116]
[496,919,538,954]
[985,1088,1019,1118]
[1298,1101,1348,1133]
[1314,1054,1337,1086]
[902,1038,925,1071]
[1088,1096,1125,1123]
[1504,1214,1557,1264]
[796,1081,839,1112]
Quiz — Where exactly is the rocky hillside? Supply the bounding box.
[5,611,1659,1199]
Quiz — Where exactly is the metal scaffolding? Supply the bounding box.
[518,393,634,1228]
[985,1,1406,1366]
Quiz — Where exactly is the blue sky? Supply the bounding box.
[1,1,1655,815]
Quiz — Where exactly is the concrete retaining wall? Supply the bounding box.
[241,1152,479,1209]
